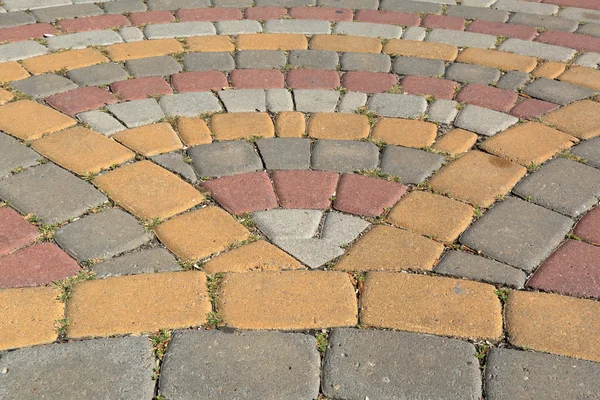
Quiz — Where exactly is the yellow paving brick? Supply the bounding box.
[0,100,76,140]
[456,48,537,72]
[187,35,235,52]
[107,38,184,61]
[236,33,308,51]
[480,122,578,165]
[177,116,212,146]
[361,272,503,342]
[432,128,477,155]
[387,191,474,242]
[204,240,303,274]
[276,111,305,137]
[310,34,382,53]
[0,88,14,105]
[93,160,203,221]
[428,150,527,208]
[67,271,211,338]
[32,126,135,175]
[541,100,600,139]
[383,39,458,61]
[533,61,565,79]
[210,112,274,141]
[0,61,30,83]
[308,113,370,140]
[372,118,437,148]
[0,286,63,351]
[21,48,108,75]
[154,206,250,260]
[218,271,357,330]
[558,66,600,91]
[112,122,183,157]
[334,225,444,272]
[506,290,600,362]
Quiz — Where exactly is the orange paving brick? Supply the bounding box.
[276,111,305,137]
[334,225,444,272]
[107,38,184,61]
[0,286,63,351]
[154,206,250,260]
[480,122,578,165]
[387,191,474,242]
[307,113,370,140]
[558,66,600,91]
[112,122,183,156]
[432,128,477,155]
[428,150,527,207]
[533,61,566,79]
[456,48,537,72]
[0,88,14,105]
[218,271,357,330]
[541,100,600,139]
[360,272,503,341]
[310,34,382,53]
[187,35,235,52]
[21,48,108,75]
[93,160,203,220]
[506,290,600,362]
[0,61,30,83]
[32,126,135,175]
[203,240,303,274]
[372,118,437,148]
[236,33,308,50]
[66,271,211,338]
[383,39,458,61]
[0,100,76,140]
[210,112,274,141]
[176,116,212,146]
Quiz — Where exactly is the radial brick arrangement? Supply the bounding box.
[1,0,600,398]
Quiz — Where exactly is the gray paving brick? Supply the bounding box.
[435,250,527,288]
[0,133,39,179]
[393,56,446,77]
[499,38,576,62]
[31,4,103,23]
[446,5,509,22]
[119,26,144,42]
[1,0,70,11]
[333,21,402,39]
[11,74,78,100]
[46,30,124,51]
[159,92,222,117]
[77,110,126,135]
[147,0,211,10]
[338,92,367,113]
[577,22,600,38]
[67,63,130,86]
[559,7,600,23]
[340,52,391,72]
[0,337,155,399]
[380,0,442,13]
[380,145,444,184]
[257,138,311,170]
[0,163,107,225]
[274,237,344,268]
[219,89,266,112]
[255,0,315,5]
[523,78,597,105]
[427,99,459,124]
[0,11,36,28]
[294,89,340,113]
[321,210,370,247]
[571,137,600,169]
[215,20,262,35]
[509,12,579,32]
[367,93,427,118]
[213,0,253,6]
[445,63,501,85]
[288,50,339,70]
[92,247,180,278]
[400,27,425,41]
[125,55,182,77]
[0,41,48,62]
[189,141,263,177]
[454,105,518,136]
[574,52,600,68]
[184,52,235,71]
[323,328,481,400]
[513,158,600,218]
[493,0,558,16]
[144,21,216,39]
[236,50,287,69]
[264,19,331,34]
[266,88,294,112]
[159,330,320,400]
[311,139,379,173]
[460,197,573,271]
[462,0,495,5]
[496,71,529,91]
[151,152,198,183]
[107,98,165,128]
[317,0,379,9]
[427,29,496,49]
[103,0,147,14]
[253,209,323,240]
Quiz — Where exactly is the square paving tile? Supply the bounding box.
[0,133,39,178]
[541,100,600,140]
[256,138,311,170]
[112,122,183,157]
[380,145,444,184]
[11,74,77,99]
[311,140,380,173]
[0,100,76,141]
[188,141,263,177]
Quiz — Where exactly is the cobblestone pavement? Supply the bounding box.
[1,0,600,398]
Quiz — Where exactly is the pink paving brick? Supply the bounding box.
[510,98,559,119]
[176,7,243,22]
[574,206,600,244]
[342,72,397,93]
[110,77,173,101]
[400,76,458,100]
[354,9,420,26]
[45,87,117,116]
[455,83,518,112]
[272,170,339,209]
[535,30,600,53]
[0,242,80,289]
[0,24,57,43]
[285,69,340,90]
[467,20,537,41]
[289,7,353,22]
[171,71,229,92]
[58,15,130,33]
[202,171,278,215]
[333,174,408,218]
[542,0,600,10]
[527,240,600,299]
[0,208,38,257]
[422,15,465,31]
[230,69,284,89]
[244,6,287,20]
[129,11,175,25]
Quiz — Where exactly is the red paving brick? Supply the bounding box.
[0,208,38,257]
[58,15,130,33]
[0,24,57,42]
[401,76,458,100]
[354,9,420,26]
[510,98,559,119]
[230,69,284,89]
[341,72,397,93]
[45,87,117,116]
[202,172,278,215]
[456,83,518,112]
[0,242,80,289]
[286,69,340,89]
[272,170,339,209]
[527,240,600,299]
[171,71,229,92]
[535,30,600,53]
[574,206,600,244]
[333,174,408,217]
[422,15,465,31]
[289,7,353,21]
[244,6,287,20]
[110,77,173,101]
[542,0,600,10]
[467,20,537,40]
[129,11,175,25]
[176,7,243,22]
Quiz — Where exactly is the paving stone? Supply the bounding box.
[494,0,558,15]
[559,6,600,23]
[231,69,285,89]
[215,20,262,35]
[2,0,70,11]
[256,0,314,5]
[176,7,242,21]
[0,100,76,141]
[402,26,428,41]
[524,77,597,106]
[46,30,124,51]
[256,138,311,170]
[422,14,466,31]
[499,38,576,62]
[445,63,501,85]
[0,11,36,28]
[342,71,398,93]
[383,39,458,61]
[338,92,367,113]
[288,49,339,70]
[172,71,228,92]
[187,35,235,52]
[310,34,382,53]
[234,50,286,70]
[253,209,323,240]
[542,99,600,139]
[219,89,267,112]
[0,61,29,83]
[433,128,477,155]
[147,0,211,10]
[114,122,183,157]
[577,21,600,37]
[0,133,39,178]
[45,87,117,117]
[321,210,370,247]
[308,113,370,140]
[272,237,344,268]
[446,5,509,22]
[509,98,559,119]
[457,48,537,73]
[31,4,103,23]
[272,170,339,209]
[189,141,262,177]
[293,89,339,113]
[0,41,48,63]
[427,99,459,124]
[129,10,174,25]
[0,207,37,256]
[77,110,126,136]
[264,19,331,35]
[454,105,518,136]
[266,88,294,112]
[333,21,402,39]
[110,76,172,101]
[237,33,308,51]
[392,56,446,77]
[0,23,57,43]
[323,328,481,400]
[372,118,436,148]
[559,65,600,91]
[124,55,182,78]
[275,111,305,136]
[334,173,407,217]
[67,63,130,87]
[467,19,538,40]
[456,84,519,112]
[209,112,274,141]
[144,21,215,39]
[91,247,179,278]
[574,206,600,245]
[311,140,379,173]
[107,98,164,128]
[160,92,223,117]
[572,137,600,169]
[177,116,212,146]
[11,74,77,100]
[318,0,378,8]
[58,14,130,33]
[203,172,278,215]
[367,93,427,118]
[286,69,340,89]
[427,28,497,49]
[509,12,579,32]
[354,9,420,26]
[289,6,353,21]
[183,52,234,72]
[380,146,444,184]
[537,31,600,54]
[401,75,458,100]
[340,53,391,73]
[151,152,197,183]
[103,0,148,14]
[497,70,530,91]
[380,0,442,13]
[117,26,142,42]
[244,6,287,20]
[204,240,302,273]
